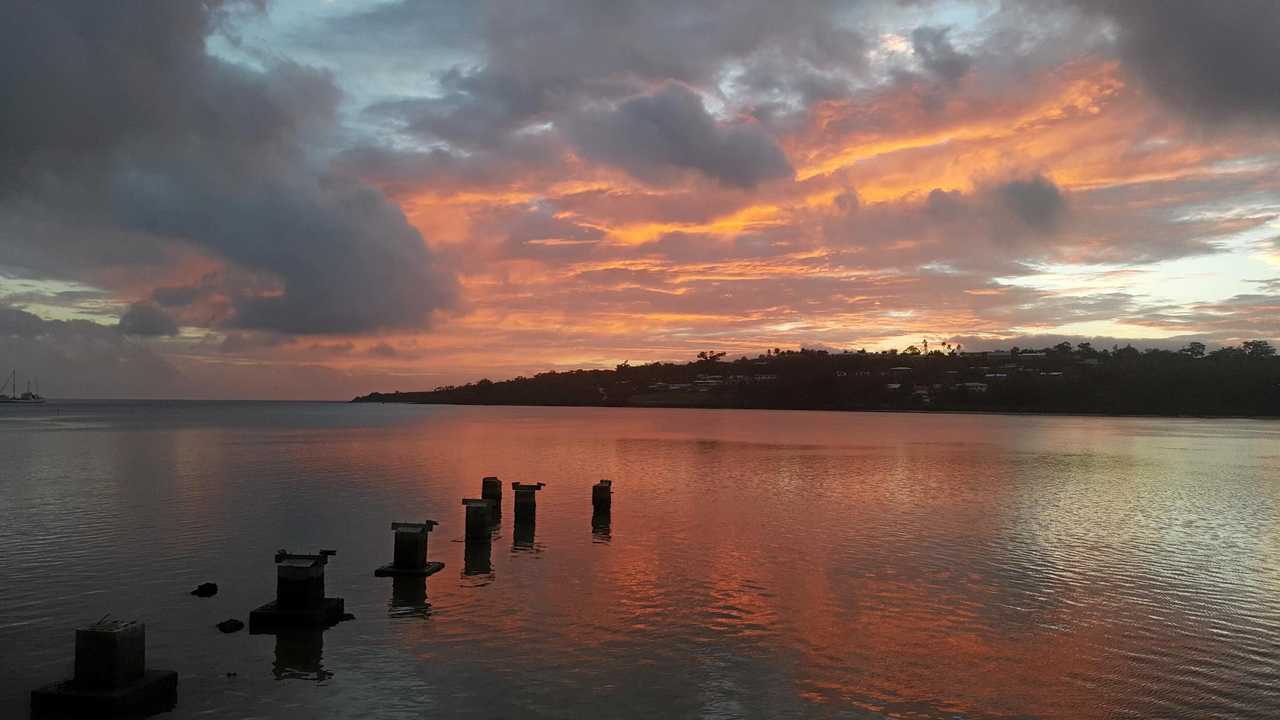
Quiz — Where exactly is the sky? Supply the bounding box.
[1,0,1278,399]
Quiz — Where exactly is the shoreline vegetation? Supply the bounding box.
[353,341,1280,418]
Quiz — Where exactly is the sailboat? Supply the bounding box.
[0,369,45,404]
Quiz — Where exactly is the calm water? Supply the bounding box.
[2,402,1279,719]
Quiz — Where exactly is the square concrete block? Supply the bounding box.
[75,620,145,690]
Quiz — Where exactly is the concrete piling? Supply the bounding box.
[463,538,493,575]
[511,482,545,524]
[463,499,492,540]
[592,479,612,512]
[75,620,145,690]
[375,521,444,577]
[249,549,345,631]
[481,476,502,517]
[513,519,536,547]
[276,550,329,610]
[31,620,177,716]
[390,577,429,610]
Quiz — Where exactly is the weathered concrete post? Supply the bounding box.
[511,482,545,524]
[463,538,493,575]
[31,620,177,716]
[276,550,328,610]
[75,621,145,690]
[249,549,345,631]
[592,479,612,512]
[463,499,492,540]
[591,480,612,541]
[390,576,429,610]
[512,519,536,547]
[481,476,502,518]
[375,521,444,577]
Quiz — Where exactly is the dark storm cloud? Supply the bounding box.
[1,304,185,396]
[151,285,205,308]
[911,26,972,83]
[0,0,456,335]
[480,0,869,92]
[307,0,481,58]
[335,133,565,197]
[997,175,1066,230]
[117,301,179,337]
[368,67,564,149]
[1069,0,1280,124]
[565,84,794,188]
[353,0,864,187]
[824,174,1072,275]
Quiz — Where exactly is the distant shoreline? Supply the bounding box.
[351,398,1278,422]
[352,343,1280,418]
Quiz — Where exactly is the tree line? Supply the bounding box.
[353,340,1280,417]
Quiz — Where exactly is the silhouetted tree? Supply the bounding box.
[1180,341,1206,358]
[1243,340,1275,357]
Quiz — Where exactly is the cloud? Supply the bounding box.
[1,304,184,397]
[368,67,563,150]
[1069,0,1280,125]
[4,1,1277,398]
[996,175,1066,231]
[0,0,456,335]
[472,202,607,261]
[150,285,205,308]
[355,0,867,175]
[368,342,398,357]
[911,26,972,83]
[117,301,179,336]
[565,83,793,188]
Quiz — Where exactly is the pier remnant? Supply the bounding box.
[374,521,444,577]
[481,476,502,517]
[592,480,612,512]
[463,538,493,575]
[463,499,492,540]
[511,482,545,524]
[249,549,345,632]
[513,520,536,548]
[389,577,430,611]
[30,620,177,717]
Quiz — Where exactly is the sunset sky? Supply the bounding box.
[2,0,1278,399]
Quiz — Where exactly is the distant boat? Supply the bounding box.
[0,369,45,404]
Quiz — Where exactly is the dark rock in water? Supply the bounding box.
[216,618,244,634]
[339,613,355,623]
[191,582,218,598]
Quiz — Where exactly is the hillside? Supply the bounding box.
[353,341,1280,417]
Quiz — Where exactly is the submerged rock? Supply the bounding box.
[191,582,218,598]
[216,618,244,634]
[339,613,355,623]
